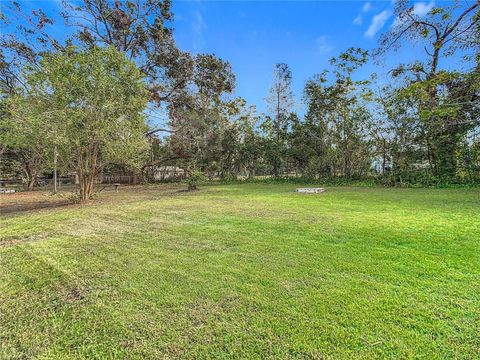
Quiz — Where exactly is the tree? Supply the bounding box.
[162,54,236,177]
[0,6,58,190]
[1,93,55,190]
[377,0,480,181]
[220,98,260,179]
[265,63,294,177]
[303,48,372,179]
[370,84,425,185]
[61,0,238,141]
[25,46,149,201]
[288,114,319,177]
[0,0,236,165]
[378,0,479,78]
[60,0,188,108]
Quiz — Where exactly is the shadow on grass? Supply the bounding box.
[0,194,72,216]
[0,184,195,217]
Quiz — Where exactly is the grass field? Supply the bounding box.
[1,183,479,359]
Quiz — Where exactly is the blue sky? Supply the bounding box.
[171,0,445,113]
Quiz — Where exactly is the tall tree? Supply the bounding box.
[265,63,294,177]
[303,48,372,179]
[160,54,236,176]
[61,0,189,108]
[377,0,480,180]
[1,0,234,138]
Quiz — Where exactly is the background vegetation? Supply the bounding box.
[0,0,479,195]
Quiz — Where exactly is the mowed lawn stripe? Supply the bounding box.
[1,184,479,359]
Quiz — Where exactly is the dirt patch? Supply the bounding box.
[0,238,25,246]
[0,233,51,247]
[0,200,72,215]
[0,191,72,215]
[64,285,91,303]
[0,184,186,216]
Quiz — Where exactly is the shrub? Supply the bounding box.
[186,170,206,191]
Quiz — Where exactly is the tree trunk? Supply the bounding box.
[273,158,281,178]
[53,146,58,194]
[27,176,36,191]
[77,146,98,202]
[382,138,386,176]
[434,129,459,181]
[23,160,38,191]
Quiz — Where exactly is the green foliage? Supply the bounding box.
[12,46,149,199]
[185,169,206,190]
[301,48,373,180]
[1,82,58,189]
[263,63,295,177]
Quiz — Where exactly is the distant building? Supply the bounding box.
[152,166,186,181]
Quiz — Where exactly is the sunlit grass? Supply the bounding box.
[1,184,479,358]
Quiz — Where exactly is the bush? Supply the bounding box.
[185,170,206,191]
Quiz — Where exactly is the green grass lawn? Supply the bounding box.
[1,184,479,359]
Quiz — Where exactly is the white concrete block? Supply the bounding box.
[295,188,325,194]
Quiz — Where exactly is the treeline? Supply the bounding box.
[153,1,480,186]
[1,1,479,200]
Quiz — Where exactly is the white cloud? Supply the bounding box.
[316,36,332,54]
[365,10,391,38]
[362,2,372,12]
[353,14,363,25]
[192,10,207,50]
[392,1,435,28]
[353,2,373,26]
[412,1,435,17]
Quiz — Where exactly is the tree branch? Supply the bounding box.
[145,128,175,137]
